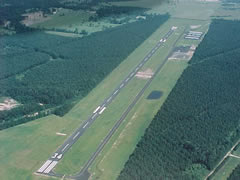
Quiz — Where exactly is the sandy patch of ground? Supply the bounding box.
[45,31,82,37]
[0,98,19,111]
[198,0,219,2]
[56,132,67,136]
[22,11,51,26]
[135,68,154,79]
[169,45,196,61]
[190,25,202,29]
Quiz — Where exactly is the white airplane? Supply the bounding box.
[51,153,58,158]
[57,154,63,159]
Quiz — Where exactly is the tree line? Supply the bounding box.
[227,163,240,180]
[118,19,240,180]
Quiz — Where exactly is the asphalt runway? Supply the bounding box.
[36,27,176,177]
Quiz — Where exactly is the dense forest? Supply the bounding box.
[118,19,240,180]
[0,14,169,130]
[227,163,240,180]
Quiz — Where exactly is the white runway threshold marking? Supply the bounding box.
[43,161,58,173]
[99,107,106,114]
[93,106,100,113]
[37,160,52,173]
[62,143,69,152]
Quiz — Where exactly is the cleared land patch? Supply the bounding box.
[168,45,196,61]
[135,68,154,79]
[0,97,19,111]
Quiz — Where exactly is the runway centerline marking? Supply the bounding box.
[62,144,69,152]
[73,132,80,140]
[83,122,89,129]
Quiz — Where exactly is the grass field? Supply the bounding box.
[210,143,240,180]
[112,0,220,20]
[213,3,240,20]
[31,9,90,30]
[0,0,218,179]
[30,7,140,38]
[0,115,68,180]
[211,157,240,180]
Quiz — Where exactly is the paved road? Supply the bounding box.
[36,27,176,176]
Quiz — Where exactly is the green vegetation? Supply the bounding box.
[0,0,147,35]
[211,157,240,180]
[91,60,190,180]
[0,14,169,130]
[54,18,206,178]
[227,163,240,180]
[0,115,69,180]
[0,11,171,179]
[53,16,179,175]
[118,19,240,180]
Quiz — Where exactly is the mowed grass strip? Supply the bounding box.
[0,115,69,180]
[211,157,240,180]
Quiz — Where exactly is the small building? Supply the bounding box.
[136,16,146,20]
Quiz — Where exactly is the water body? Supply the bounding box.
[147,91,163,100]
